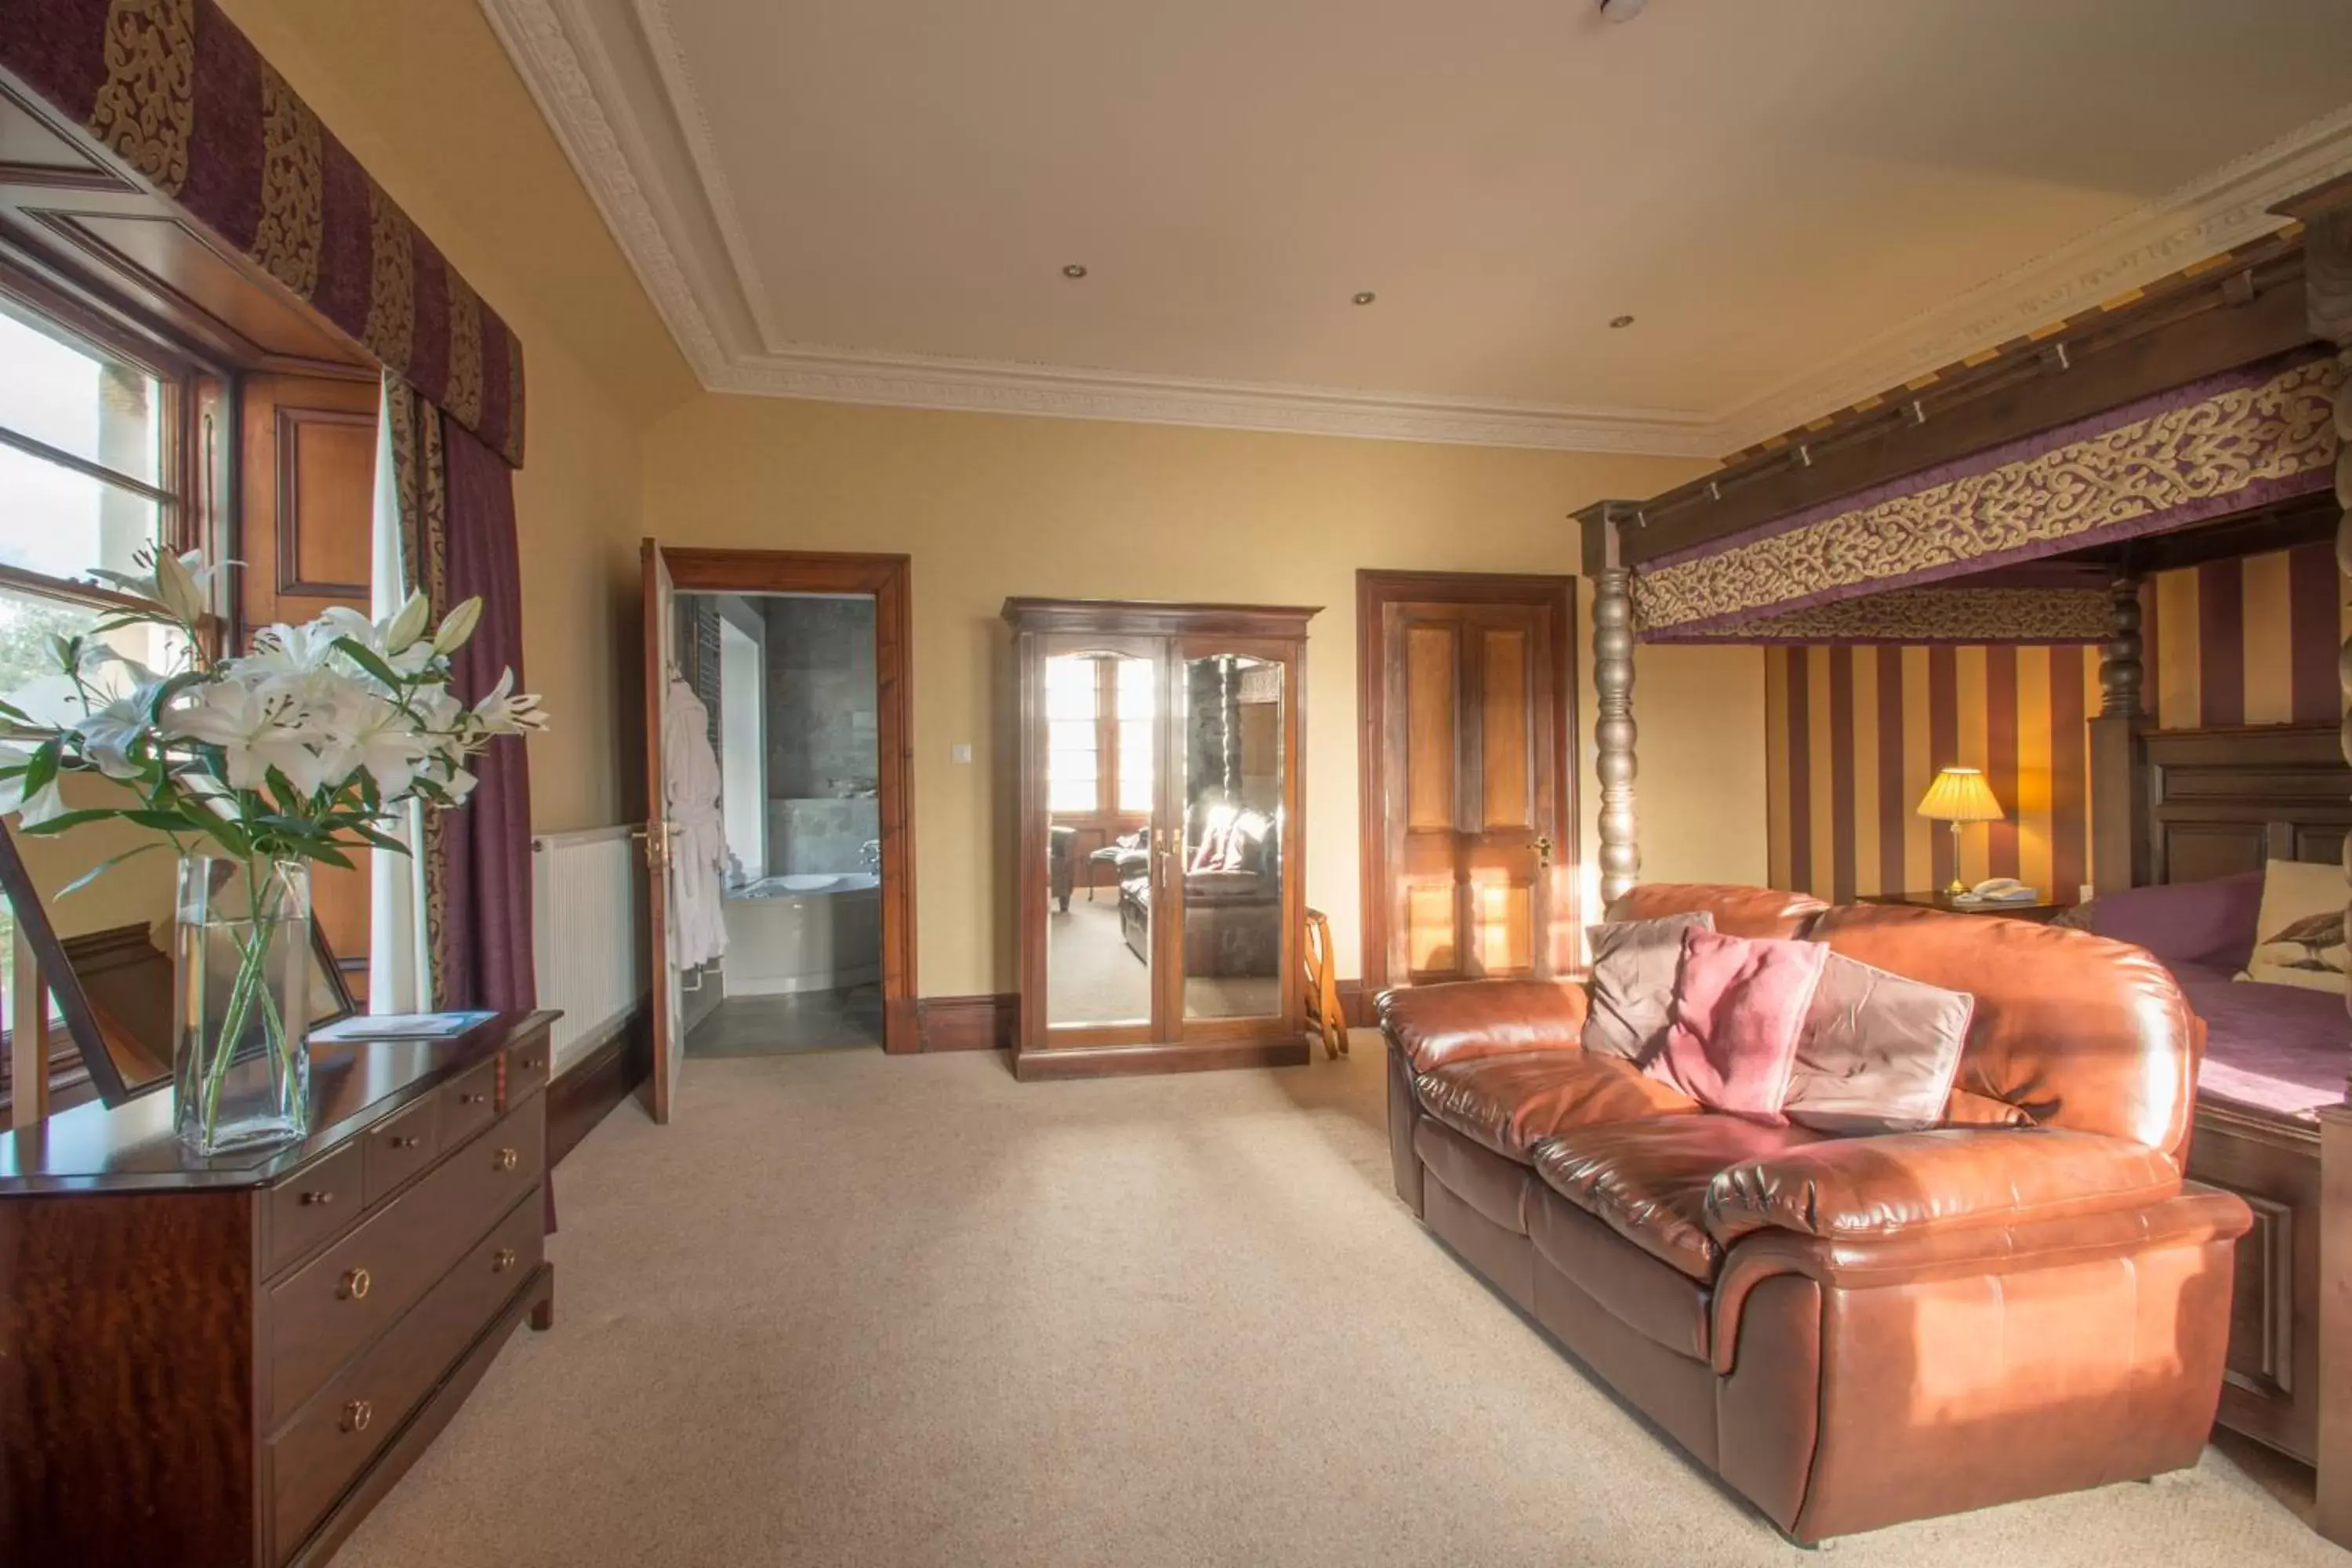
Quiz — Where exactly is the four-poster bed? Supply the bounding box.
[1576,175,2352,1542]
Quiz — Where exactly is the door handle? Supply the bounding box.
[631,822,673,870]
[1533,835,1553,868]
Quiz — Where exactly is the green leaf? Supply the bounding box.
[20,808,125,836]
[351,823,412,855]
[331,636,403,689]
[22,740,60,801]
[56,842,164,898]
[307,841,356,870]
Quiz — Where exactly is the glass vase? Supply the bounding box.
[172,854,311,1156]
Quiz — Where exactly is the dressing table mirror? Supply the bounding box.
[0,772,355,1106]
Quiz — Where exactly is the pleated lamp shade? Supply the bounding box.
[1916,767,2004,823]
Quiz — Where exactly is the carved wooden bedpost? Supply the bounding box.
[2086,573,2150,893]
[1579,502,1640,907]
[2275,172,2352,1550]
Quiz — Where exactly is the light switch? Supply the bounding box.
[950,743,972,764]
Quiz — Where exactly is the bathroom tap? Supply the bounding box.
[859,839,882,872]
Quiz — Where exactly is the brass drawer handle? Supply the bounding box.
[298,1189,333,1207]
[495,1147,520,1171]
[492,1247,518,1273]
[339,1267,372,1301]
[388,1134,422,1150]
[458,1091,488,1106]
[340,1399,372,1434]
[521,1054,543,1071]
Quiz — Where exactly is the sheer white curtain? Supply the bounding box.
[367,382,431,1011]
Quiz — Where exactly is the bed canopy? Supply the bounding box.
[1574,179,2352,905]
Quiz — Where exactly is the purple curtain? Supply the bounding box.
[433,415,537,1011]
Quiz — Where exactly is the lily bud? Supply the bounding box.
[153,549,205,625]
[386,591,431,652]
[433,596,484,655]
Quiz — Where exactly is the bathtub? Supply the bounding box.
[720,872,881,994]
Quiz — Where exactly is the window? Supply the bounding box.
[0,280,198,1116]
[1046,653,1155,819]
[0,295,176,590]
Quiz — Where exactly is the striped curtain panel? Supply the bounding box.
[1761,543,2345,903]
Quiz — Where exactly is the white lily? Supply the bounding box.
[74,688,159,780]
[318,688,436,801]
[431,596,482,655]
[470,668,546,735]
[385,591,432,653]
[161,675,332,795]
[317,605,437,680]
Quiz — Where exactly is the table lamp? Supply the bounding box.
[1916,767,2004,895]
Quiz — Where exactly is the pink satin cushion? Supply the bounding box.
[1648,927,1829,1125]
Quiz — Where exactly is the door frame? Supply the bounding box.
[652,546,920,1054]
[1355,570,1580,994]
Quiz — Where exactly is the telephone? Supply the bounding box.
[1956,878,2037,905]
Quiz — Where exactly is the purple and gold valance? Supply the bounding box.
[3,0,527,466]
[1632,351,2341,641]
[1649,585,2111,645]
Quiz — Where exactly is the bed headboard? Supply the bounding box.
[2140,723,2352,884]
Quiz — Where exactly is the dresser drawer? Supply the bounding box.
[503,1030,552,1109]
[441,1058,499,1145]
[264,1143,364,1276]
[268,1106,546,1424]
[361,1095,441,1207]
[269,1189,546,1556]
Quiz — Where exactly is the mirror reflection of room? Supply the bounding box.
[1044,651,1156,1027]
[1181,655,1283,1020]
[671,592,884,1055]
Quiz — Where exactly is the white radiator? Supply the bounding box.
[530,826,647,1073]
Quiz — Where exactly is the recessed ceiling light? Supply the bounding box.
[1609,314,1635,328]
[1062,263,1088,279]
[1352,291,1377,306]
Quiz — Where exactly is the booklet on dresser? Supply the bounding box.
[311,1011,498,1041]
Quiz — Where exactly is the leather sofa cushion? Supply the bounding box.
[1703,1125,2183,1247]
[1606,884,1829,939]
[1534,1117,1826,1281]
[1809,905,2200,1161]
[1527,1184,1713,1363]
[1414,1118,1534,1233]
[1417,1051,1698,1162]
[1379,979,1591,1073]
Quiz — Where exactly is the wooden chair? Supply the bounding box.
[1302,907,1347,1059]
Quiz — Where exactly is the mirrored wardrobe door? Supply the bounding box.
[1174,641,1294,1025]
[1039,637,1163,1038]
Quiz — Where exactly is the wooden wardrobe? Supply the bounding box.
[1004,598,1316,1079]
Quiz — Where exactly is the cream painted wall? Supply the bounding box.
[642,395,1763,996]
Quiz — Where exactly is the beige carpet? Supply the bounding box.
[334,1040,2346,1568]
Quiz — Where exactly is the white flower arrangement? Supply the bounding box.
[0,548,546,889]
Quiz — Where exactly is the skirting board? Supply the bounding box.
[548,1003,652,1167]
[916,993,1018,1051]
[915,985,1370,1053]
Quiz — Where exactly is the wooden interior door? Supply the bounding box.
[640,541,684,1122]
[1364,575,1575,989]
[238,371,379,1004]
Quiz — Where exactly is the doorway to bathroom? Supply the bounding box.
[640,547,916,1120]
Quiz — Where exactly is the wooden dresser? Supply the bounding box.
[0,1011,559,1567]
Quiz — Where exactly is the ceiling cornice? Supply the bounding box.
[483,0,2352,459]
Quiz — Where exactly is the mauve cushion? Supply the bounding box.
[1648,927,1828,1124]
[1783,952,1976,1135]
[2076,871,2262,971]
[1582,911,1714,1061]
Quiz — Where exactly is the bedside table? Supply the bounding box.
[1857,891,2075,924]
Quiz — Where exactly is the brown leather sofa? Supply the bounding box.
[1380,884,2251,1544]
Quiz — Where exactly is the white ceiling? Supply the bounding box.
[485,0,2352,454]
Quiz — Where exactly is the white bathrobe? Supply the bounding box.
[663,673,730,969]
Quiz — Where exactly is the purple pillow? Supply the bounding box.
[2077,870,2262,972]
